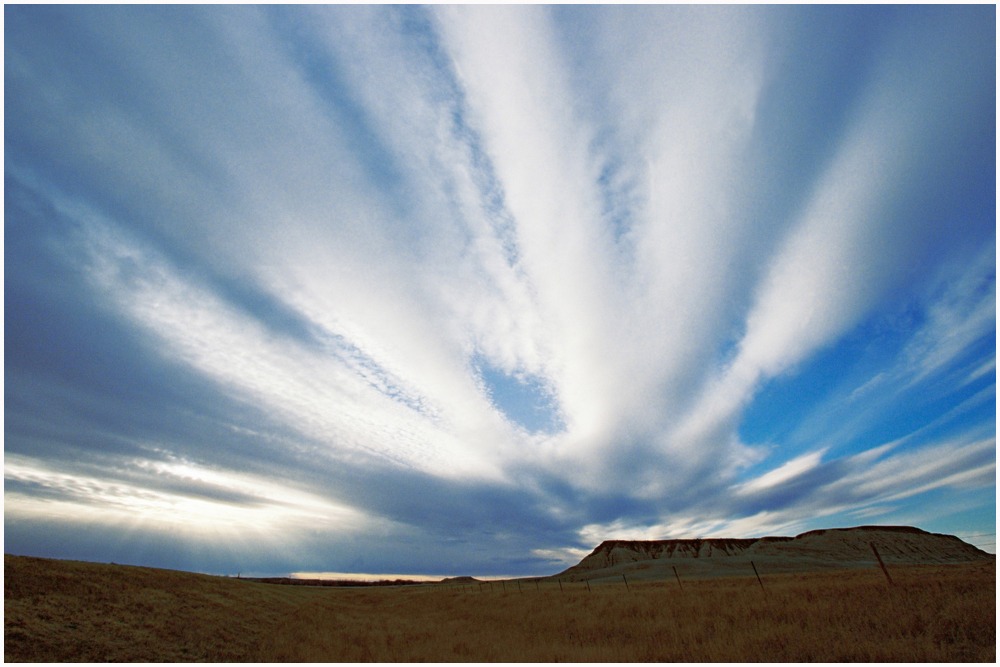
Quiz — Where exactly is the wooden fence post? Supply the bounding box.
[870,542,894,586]
[558,579,563,592]
[750,561,766,595]
[672,565,683,591]
[622,574,630,592]
[586,580,591,592]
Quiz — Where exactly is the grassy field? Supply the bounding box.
[5,554,994,662]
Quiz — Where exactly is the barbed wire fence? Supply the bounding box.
[955,532,996,552]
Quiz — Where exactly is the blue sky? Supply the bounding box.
[4,5,995,576]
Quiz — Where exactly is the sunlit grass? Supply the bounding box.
[258,563,995,662]
[5,555,994,662]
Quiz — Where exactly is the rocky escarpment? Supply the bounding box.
[558,525,992,580]
[576,537,763,569]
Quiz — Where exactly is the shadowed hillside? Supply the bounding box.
[3,555,324,661]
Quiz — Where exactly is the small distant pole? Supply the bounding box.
[535,580,539,591]
[672,565,683,591]
[622,574,630,592]
[750,561,766,595]
[870,542,894,586]
[517,580,522,593]
[501,580,506,593]
[558,579,564,592]
[586,580,591,592]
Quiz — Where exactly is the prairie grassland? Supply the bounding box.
[256,562,995,662]
[4,554,325,662]
[5,554,994,662]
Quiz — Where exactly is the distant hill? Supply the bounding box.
[557,525,993,582]
[439,576,481,584]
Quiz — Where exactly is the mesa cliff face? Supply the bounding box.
[577,537,762,569]
[558,525,991,581]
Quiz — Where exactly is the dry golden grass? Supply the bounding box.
[4,554,325,662]
[256,562,996,662]
[5,554,994,662]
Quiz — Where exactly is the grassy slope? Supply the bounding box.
[4,555,325,662]
[5,554,995,662]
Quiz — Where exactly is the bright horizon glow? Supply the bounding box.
[290,572,516,583]
[4,5,996,575]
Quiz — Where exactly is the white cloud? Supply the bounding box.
[78,210,508,480]
[578,510,818,544]
[758,249,996,455]
[530,546,592,567]
[665,9,995,477]
[903,251,996,387]
[845,437,996,503]
[434,6,618,442]
[4,452,367,539]
[734,449,827,496]
[432,6,780,493]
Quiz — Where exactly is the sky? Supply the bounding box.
[4,5,996,577]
